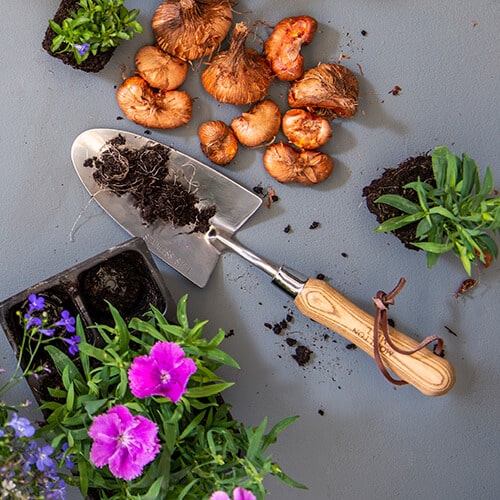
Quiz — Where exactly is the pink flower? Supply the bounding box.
[128,341,197,402]
[88,405,160,480]
[210,487,256,500]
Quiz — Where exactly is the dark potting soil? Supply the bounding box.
[84,134,216,233]
[362,154,435,248]
[41,0,115,73]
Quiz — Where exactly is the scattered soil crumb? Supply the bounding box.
[388,85,402,95]
[316,273,325,280]
[225,329,235,338]
[318,409,325,416]
[292,345,313,366]
[341,252,348,258]
[444,325,458,337]
[345,343,357,350]
[284,224,291,233]
[388,318,395,327]
[309,221,320,229]
[286,337,298,346]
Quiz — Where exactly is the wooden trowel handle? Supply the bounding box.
[294,278,455,396]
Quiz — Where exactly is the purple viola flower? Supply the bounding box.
[74,42,90,56]
[210,487,257,500]
[24,314,42,330]
[62,335,81,356]
[27,293,45,313]
[128,341,197,402]
[7,413,35,438]
[55,310,76,333]
[88,405,160,480]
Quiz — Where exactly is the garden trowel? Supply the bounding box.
[72,128,455,397]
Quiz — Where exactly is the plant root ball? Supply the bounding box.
[198,120,239,166]
[135,45,188,90]
[264,15,318,81]
[116,76,192,129]
[288,63,359,119]
[281,109,332,149]
[264,142,334,185]
[231,99,281,147]
[152,0,233,61]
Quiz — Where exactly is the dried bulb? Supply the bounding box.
[264,15,318,81]
[116,76,192,129]
[288,63,359,119]
[231,99,281,147]
[198,120,239,165]
[201,22,273,105]
[152,0,233,61]
[281,109,332,149]
[263,142,333,185]
[135,45,188,90]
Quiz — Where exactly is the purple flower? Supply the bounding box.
[62,335,81,356]
[28,293,45,313]
[210,487,257,500]
[24,314,42,330]
[7,413,35,438]
[40,327,56,337]
[74,42,90,56]
[55,310,76,333]
[88,405,160,480]
[128,341,197,402]
[35,444,55,472]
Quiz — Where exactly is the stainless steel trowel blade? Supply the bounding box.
[71,128,262,287]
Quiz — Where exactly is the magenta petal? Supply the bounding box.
[88,405,160,480]
[233,487,257,500]
[210,493,231,500]
[128,341,197,401]
[128,354,162,398]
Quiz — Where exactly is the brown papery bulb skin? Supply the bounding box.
[198,120,238,165]
[135,45,188,90]
[231,99,281,147]
[281,109,332,149]
[263,142,333,185]
[264,15,318,81]
[201,22,273,105]
[152,0,233,61]
[288,63,359,119]
[116,76,193,129]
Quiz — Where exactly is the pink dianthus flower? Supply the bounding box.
[128,341,197,402]
[88,405,160,480]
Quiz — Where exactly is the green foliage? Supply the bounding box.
[38,296,305,499]
[49,0,142,64]
[374,146,500,274]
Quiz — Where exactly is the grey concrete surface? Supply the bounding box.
[1,1,499,499]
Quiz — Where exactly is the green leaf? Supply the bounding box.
[445,152,459,190]
[176,294,189,330]
[460,153,479,198]
[375,212,426,232]
[374,194,421,214]
[479,166,494,197]
[204,347,240,369]
[108,302,129,354]
[262,415,300,451]
[415,218,432,238]
[411,241,453,254]
[66,381,75,411]
[185,382,234,398]
[247,418,268,460]
[83,398,107,416]
[431,146,449,189]
[428,206,458,221]
[46,345,83,383]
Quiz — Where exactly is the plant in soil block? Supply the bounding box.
[0,295,80,498]
[42,0,142,72]
[33,295,305,499]
[363,146,499,275]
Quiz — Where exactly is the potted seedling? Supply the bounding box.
[42,0,143,72]
[0,295,305,499]
[363,146,499,275]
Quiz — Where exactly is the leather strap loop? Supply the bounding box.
[372,277,444,385]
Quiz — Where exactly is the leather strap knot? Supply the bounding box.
[372,277,444,386]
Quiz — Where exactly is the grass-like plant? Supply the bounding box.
[374,146,499,275]
[35,295,305,499]
[49,0,142,64]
